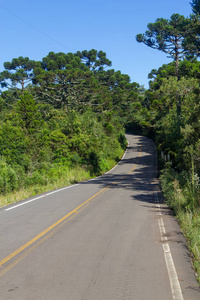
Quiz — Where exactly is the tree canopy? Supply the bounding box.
[0,57,40,92]
[190,0,200,14]
[1,1,200,282]
[136,14,191,76]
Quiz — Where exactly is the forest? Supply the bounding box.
[0,0,200,282]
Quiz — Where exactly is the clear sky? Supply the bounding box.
[0,0,193,89]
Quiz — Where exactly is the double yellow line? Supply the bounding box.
[0,186,110,277]
[0,145,142,277]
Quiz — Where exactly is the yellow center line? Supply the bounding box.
[0,185,109,268]
[0,145,142,275]
[128,146,142,174]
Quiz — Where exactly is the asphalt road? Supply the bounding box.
[0,134,199,300]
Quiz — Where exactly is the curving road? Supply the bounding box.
[0,134,199,299]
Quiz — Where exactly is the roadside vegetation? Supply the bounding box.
[0,94,127,207]
[0,0,200,284]
[0,50,132,207]
[134,0,200,282]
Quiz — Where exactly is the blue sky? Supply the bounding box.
[1,0,193,88]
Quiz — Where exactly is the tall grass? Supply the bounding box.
[0,147,124,208]
[0,166,91,208]
[160,167,200,283]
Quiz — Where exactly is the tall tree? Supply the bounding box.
[76,49,112,71]
[183,0,200,56]
[190,0,200,14]
[136,14,190,77]
[33,50,113,112]
[0,57,40,92]
[148,59,200,90]
[40,51,87,71]
[16,92,43,132]
[34,66,99,112]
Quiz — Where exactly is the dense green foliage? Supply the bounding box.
[136,14,191,76]
[0,0,200,281]
[0,93,128,195]
[0,50,142,198]
[134,0,200,282]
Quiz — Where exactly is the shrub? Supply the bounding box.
[0,157,18,194]
[25,171,48,186]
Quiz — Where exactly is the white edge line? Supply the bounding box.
[5,140,130,211]
[5,184,80,211]
[156,197,184,300]
[153,138,183,299]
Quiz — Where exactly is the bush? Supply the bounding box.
[118,133,127,149]
[0,157,18,194]
[25,171,48,187]
[88,151,100,173]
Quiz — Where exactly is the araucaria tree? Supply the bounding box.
[0,57,40,93]
[136,14,190,77]
[75,49,112,71]
[191,0,200,14]
[183,0,200,56]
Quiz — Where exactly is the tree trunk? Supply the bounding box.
[21,79,25,94]
[175,36,180,79]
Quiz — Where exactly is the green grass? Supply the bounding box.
[0,148,125,208]
[160,168,200,283]
[178,210,200,281]
[0,166,91,208]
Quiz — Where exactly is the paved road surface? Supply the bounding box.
[0,134,199,299]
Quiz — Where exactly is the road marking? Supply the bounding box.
[127,146,142,174]
[0,185,110,269]
[5,143,131,211]
[5,183,80,211]
[156,199,184,300]
[0,139,142,277]
[152,136,184,300]
[0,208,80,278]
